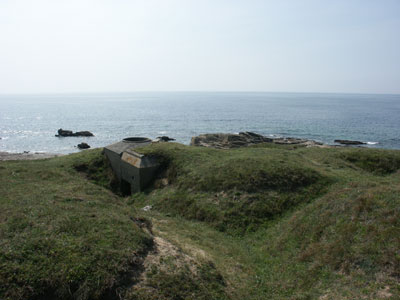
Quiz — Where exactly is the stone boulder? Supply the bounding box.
[56,129,94,137]
[75,131,94,137]
[56,129,74,137]
[334,139,366,145]
[77,142,91,149]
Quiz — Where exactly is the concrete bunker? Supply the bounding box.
[104,137,159,194]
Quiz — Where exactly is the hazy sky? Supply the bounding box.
[0,0,399,94]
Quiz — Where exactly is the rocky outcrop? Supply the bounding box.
[190,132,268,149]
[55,129,94,137]
[75,131,94,137]
[56,129,74,137]
[274,137,324,147]
[156,136,176,142]
[334,140,366,145]
[77,142,91,149]
[190,132,325,149]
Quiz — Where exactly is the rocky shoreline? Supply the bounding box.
[0,152,63,161]
[190,132,332,149]
[0,132,374,161]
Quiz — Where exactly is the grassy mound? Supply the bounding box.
[258,176,400,299]
[72,149,122,193]
[0,150,153,299]
[292,184,399,277]
[136,143,329,233]
[2,143,400,299]
[125,236,228,300]
[131,263,227,300]
[341,148,400,175]
[133,143,400,299]
[0,150,229,300]
[138,143,323,192]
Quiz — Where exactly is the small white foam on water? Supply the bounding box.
[367,142,378,145]
[158,131,167,134]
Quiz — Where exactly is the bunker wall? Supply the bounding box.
[103,148,123,180]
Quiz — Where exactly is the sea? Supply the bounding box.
[1,92,400,154]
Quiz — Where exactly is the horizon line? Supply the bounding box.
[1,90,400,97]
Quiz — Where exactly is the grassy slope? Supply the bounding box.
[0,151,152,299]
[136,143,330,234]
[134,143,400,299]
[1,144,399,299]
[0,150,228,300]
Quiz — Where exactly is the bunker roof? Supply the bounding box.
[104,137,152,156]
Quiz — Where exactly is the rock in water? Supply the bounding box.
[77,142,91,149]
[56,128,94,137]
[334,139,366,145]
[74,131,94,137]
[156,136,176,142]
[56,129,74,137]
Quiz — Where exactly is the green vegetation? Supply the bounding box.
[0,150,227,300]
[1,143,399,299]
[341,148,400,175]
[137,143,330,233]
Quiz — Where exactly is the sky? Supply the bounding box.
[0,0,399,94]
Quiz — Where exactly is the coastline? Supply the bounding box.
[0,135,376,161]
[0,151,63,161]
[1,93,399,152]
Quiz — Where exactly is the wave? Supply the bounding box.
[367,142,379,145]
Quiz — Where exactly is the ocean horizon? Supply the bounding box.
[1,91,400,154]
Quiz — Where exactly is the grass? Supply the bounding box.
[1,143,400,299]
[0,150,228,300]
[0,151,153,299]
[136,143,331,233]
[127,260,228,300]
[133,143,400,299]
[340,148,400,175]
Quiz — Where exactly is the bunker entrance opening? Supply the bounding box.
[120,179,132,196]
